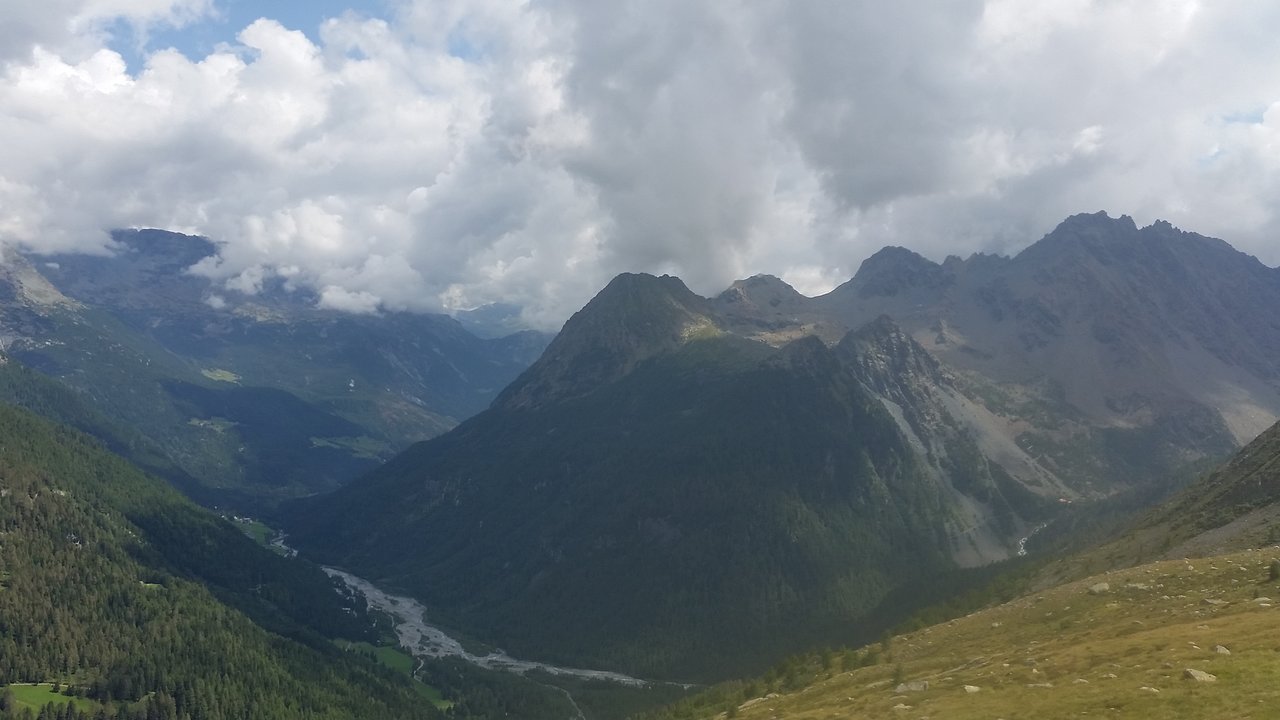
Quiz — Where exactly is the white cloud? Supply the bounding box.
[0,0,213,63]
[3,0,1280,330]
[318,285,381,314]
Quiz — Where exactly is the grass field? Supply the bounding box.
[235,518,275,546]
[232,518,294,556]
[3,684,97,713]
[336,640,452,710]
[704,548,1280,720]
[310,435,391,461]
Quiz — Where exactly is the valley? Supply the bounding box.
[0,229,549,508]
[10,3,1280,718]
[281,212,1280,685]
[323,567,650,687]
[3,213,1280,718]
[266,529,652,686]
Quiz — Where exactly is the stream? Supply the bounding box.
[1016,522,1049,557]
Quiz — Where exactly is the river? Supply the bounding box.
[323,567,649,687]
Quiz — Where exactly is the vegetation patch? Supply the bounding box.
[3,684,96,713]
[309,435,391,461]
[188,416,236,433]
[233,518,276,547]
[336,641,452,710]
[200,368,241,383]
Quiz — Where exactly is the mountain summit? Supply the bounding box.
[497,273,716,410]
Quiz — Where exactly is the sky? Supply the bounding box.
[3,1,1280,328]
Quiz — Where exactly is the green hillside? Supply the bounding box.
[1133,419,1280,555]
[0,401,441,720]
[1033,420,1280,587]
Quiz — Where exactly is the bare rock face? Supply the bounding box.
[839,315,1034,563]
[894,681,929,693]
[822,212,1280,491]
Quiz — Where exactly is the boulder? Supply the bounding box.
[1183,668,1217,682]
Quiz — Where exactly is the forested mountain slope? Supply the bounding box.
[284,275,1040,680]
[0,398,441,719]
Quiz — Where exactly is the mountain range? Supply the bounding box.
[284,212,1280,681]
[4,211,1280,716]
[0,229,548,507]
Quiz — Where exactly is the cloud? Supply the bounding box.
[0,0,213,63]
[3,1,1280,329]
[318,285,381,314]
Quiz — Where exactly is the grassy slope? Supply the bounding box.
[678,548,1280,720]
[1034,420,1280,589]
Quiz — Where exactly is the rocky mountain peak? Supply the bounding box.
[717,274,805,308]
[817,246,952,307]
[495,272,719,409]
[850,246,949,298]
[0,249,80,310]
[838,315,946,392]
[1014,211,1143,268]
[1059,210,1138,232]
[764,334,840,376]
[711,273,821,342]
[111,228,217,270]
[572,273,713,335]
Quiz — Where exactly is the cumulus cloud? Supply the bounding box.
[3,0,1280,329]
